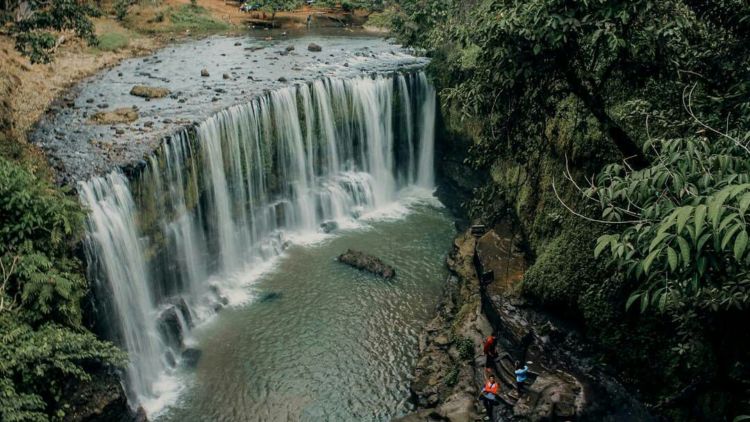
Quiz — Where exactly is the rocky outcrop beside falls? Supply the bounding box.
[59,370,142,422]
[398,228,653,421]
[337,249,396,279]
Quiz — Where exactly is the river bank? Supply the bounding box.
[398,225,654,421]
[0,2,384,172]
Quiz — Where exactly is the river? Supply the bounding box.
[157,193,454,421]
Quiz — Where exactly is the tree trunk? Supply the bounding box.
[564,69,650,170]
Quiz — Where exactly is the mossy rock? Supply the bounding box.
[129,85,170,99]
[89,107,139,124]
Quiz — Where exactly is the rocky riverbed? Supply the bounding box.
[30,33,427,184]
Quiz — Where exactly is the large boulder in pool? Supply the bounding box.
[337,249,395,279]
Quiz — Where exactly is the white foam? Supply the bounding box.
[139,372,185,419]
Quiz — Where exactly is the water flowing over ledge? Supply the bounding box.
[77,70,438,416]
[31,36,428,183]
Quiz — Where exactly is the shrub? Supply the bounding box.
[12,0,99,63]
[454,336,474,361]
[0,158,125,421]
[114,0,130,21]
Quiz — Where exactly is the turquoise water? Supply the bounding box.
[159,197,454,421]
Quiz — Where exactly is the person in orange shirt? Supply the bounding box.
[483,332,498,372]
[478,374,499,421]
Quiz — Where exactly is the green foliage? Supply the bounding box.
[523,224,608,311]
[114,0,131,21]
[11,0,100,64]
[443,364,459,386]
[0,158,124,421]
[169,5,230,32]
[0,316,126,422]
[453,336,474,361]
[96,31,130,52]
[592,136,750,315]
[391,0,750,417]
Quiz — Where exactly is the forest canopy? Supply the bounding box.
[389,0,750,419]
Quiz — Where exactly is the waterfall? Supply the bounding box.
[79,173,166,403]
[79,71,438,413]
[417,73,436,188]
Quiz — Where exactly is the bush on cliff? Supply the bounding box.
[0,158,124,422]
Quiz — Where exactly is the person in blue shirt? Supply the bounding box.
[515,360,529,394]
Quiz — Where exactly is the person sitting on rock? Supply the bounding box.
[478,375,499,421]
[515,360,529,394]
[482,332,498,372]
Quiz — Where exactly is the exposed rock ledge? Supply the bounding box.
[337,249,396,279]
[396,228,653,421]
[60,369,145,422]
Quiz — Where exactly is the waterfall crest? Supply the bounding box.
[79,71,437,413]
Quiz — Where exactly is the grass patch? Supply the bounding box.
[365,11,393,30]
[443,364,460,387]
[169,5,229,32]
[97,31,130,51]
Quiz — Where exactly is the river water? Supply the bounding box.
[157,194,454,421]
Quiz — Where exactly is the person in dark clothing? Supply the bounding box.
[478,375,499,421]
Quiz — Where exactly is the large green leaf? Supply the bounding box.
[734,230,748,261]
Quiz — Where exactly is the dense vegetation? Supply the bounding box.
[390,0,750,419]
[0,157,124,422]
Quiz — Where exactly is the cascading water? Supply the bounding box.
[79,71,437,414]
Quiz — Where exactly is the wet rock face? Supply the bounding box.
[88,107,139,124]
[337,249,396,279]
[60,370,135,422]
[401,229,652,422]
[513,372,583,420]
[182,348,202,368]
[129,85,170,99]
[156,298,192,350]
[320,220,338,233]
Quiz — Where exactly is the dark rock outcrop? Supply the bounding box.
[156,298,192,350]
[60,370,138,422]
[307,43,322,52]
[259,291,282,303]
[320,220,338,233]
[182,348,202,368]
[337,249,395,279]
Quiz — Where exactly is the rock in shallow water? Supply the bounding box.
[308,43,322,52]
[320,220,338,233]
[337,249,396,279]
[182,348,202,368]
[129,85,170,99]
[89,107,139,124]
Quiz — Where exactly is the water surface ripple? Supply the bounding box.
[160,199,454,421]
